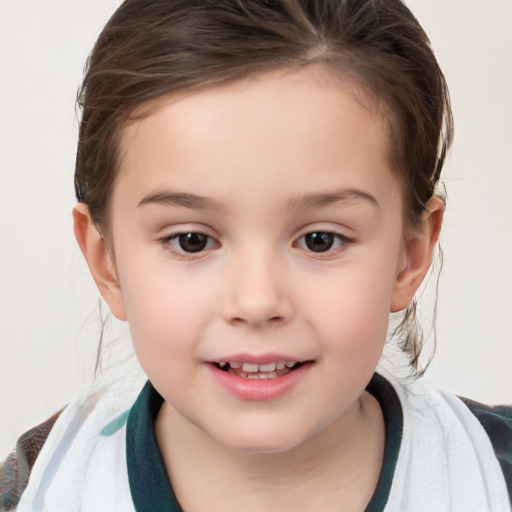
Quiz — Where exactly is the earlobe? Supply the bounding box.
[390,197,444,313]
[72,203,127,321]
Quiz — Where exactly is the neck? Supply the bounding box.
[155,391,385,512]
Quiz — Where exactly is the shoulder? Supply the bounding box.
[459,397,512,498]
[0,383,137,511]
[0,410,62,511]
[381,375,512,509]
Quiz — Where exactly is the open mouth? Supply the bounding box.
[212,361,306,379]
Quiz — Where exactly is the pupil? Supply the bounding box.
[305,232,334,252]
[179,233,208,252]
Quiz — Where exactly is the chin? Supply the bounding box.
[211,423,312,455]
[226,439,300,455]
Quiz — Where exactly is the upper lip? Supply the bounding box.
[208,353,310,365]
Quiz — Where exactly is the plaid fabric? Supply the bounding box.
[0,410,62,511]
[461,398,512,505]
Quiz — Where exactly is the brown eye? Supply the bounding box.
[304,232,335,252]
[176,233,209,252]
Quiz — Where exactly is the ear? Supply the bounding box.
[390,196,444,313]
[73,203,127,321]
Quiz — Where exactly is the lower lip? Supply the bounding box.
[207,363,311,401]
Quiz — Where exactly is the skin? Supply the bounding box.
[74,67,443,511]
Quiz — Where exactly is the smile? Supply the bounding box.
[213,361,304,379]
[209,359,312,400]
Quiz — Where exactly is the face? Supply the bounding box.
[107,68,410,453]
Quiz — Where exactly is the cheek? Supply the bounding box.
[116,260,216,368]
[300,261,397,351]
[309,288,390,388]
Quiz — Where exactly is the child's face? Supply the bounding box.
[106,68,411,453]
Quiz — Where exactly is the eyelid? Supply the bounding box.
[294,231,350,248]
[159,229,220,259]
[293,229,355,258]
[156,221,218,243]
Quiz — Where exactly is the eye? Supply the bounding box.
[166,232,216,253]
[297,231,350,253]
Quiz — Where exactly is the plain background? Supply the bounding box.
[0,0,511,458]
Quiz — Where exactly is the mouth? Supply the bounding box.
[212,361,306,379]
[208,358,313,400]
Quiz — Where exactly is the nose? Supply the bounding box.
[220,251,294,328]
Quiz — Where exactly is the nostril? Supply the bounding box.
[221,287,294,327]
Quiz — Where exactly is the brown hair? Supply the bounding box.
[75,0,453,372]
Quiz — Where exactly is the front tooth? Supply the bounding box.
[242,362,259,372]
[259,362,277,372]
[276,362,286,370]
[259,372,277,379]
[229,361,242,369]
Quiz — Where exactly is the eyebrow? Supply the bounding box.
[287,189,379,210]
[137,191,223,210]
[137,188,379,211]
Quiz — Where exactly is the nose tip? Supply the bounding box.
[221,265,293,328]
[227,301,290,328]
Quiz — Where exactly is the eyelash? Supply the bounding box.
[294,231,353,257]
[160,230,353,259]
[160,232,218,259]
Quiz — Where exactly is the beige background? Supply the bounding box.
[0,0,511,457]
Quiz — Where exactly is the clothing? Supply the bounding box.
[1,374,511,512]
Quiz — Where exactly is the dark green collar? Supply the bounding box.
[364,373,403,511]
[126,373,403,512]
[126,380,181,512]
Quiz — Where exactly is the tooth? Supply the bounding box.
[219,362,227,367]
[276,362,286,370]
[247,374,259,379]
[242,363,259,372]
[229,362,242,369]
[260,372,277,379]
[259,362,276,372]
[286,362,296,368]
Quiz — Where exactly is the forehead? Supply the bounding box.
[115,67,401,213]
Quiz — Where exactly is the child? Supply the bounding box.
[1,0,511,511]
